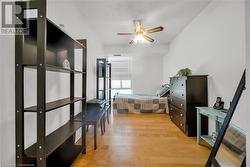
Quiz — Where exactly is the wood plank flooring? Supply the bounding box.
[73,114,210,167]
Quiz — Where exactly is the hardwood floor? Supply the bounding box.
[73,113,210,167]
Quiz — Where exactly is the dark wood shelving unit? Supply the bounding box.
[15,1,87,166]
[96,58,106,100]
[96,58,111,103]
[96,59,112,128]
[107,63,112,105]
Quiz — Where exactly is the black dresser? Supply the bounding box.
[169,75,208,136]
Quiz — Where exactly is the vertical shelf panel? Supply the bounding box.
[36,0,47,166]
[15,1,25,164]
[77,39,87,154]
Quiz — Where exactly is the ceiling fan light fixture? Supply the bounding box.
[117,19,163,44]
[133,34,145,43]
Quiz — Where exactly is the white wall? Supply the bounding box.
[163,0,247,131]
[104,44,169,57]
[1,34,16,167]
[0,1,104,166]
[132,55,163,95]
[105,44,167,95]
[48,1,105,100]
[245,0,250,166]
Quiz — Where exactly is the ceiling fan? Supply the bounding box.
[117,20,164,44]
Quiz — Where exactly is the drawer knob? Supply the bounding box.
[180,114,183,117]
[181,84,184,86]
[180,123,183,126]
[182,94,184,96]
[181,104,184,106]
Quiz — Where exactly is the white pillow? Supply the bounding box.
[156,85,169,97]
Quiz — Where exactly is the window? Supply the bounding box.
[121,80,131,88]
[111,80,121,89]
[111,79,132,97]
[109,57,132,98]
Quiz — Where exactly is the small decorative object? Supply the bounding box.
[177,68,192,76]
[213,97,224,110]
[211,132,217,146]
[62,59,70,69]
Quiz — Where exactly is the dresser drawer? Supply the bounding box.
[169,96,186,111]
[169,105,186,132]
[170,89,186,100]
[169,105,186,120]
[170,77,186,90]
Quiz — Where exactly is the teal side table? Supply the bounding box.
[196,107,227,146]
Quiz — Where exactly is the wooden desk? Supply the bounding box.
[196,107,227,146]
[86,99,110,150]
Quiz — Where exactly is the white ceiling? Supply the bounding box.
[73,0,210,46]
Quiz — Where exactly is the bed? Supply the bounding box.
[113,94,168,114]
[113,85,169,114]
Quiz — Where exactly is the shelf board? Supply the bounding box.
[24,97,85,112]
[25,120,83,157]
[46,65,84,74]
[46,19,86,49]
[201,135,213,146]
[25,18,86,49]
[24,64,85,74]
[74,112,82,122]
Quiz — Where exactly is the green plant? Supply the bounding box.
[177,68,192,76]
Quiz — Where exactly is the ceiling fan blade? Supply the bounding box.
[146,26,164,33]
[117,32,135,35]
[129,40,134,44]
[143,35,155,43]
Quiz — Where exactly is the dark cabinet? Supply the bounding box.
[96,58,111,104]
[169,75,208,136]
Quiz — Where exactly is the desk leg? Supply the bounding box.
[107,110,110,124]
[197,110,201,144]
[103,116,106,133]
[94,123,97,150]
[86,125,89,132]
[100,119,104,135]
